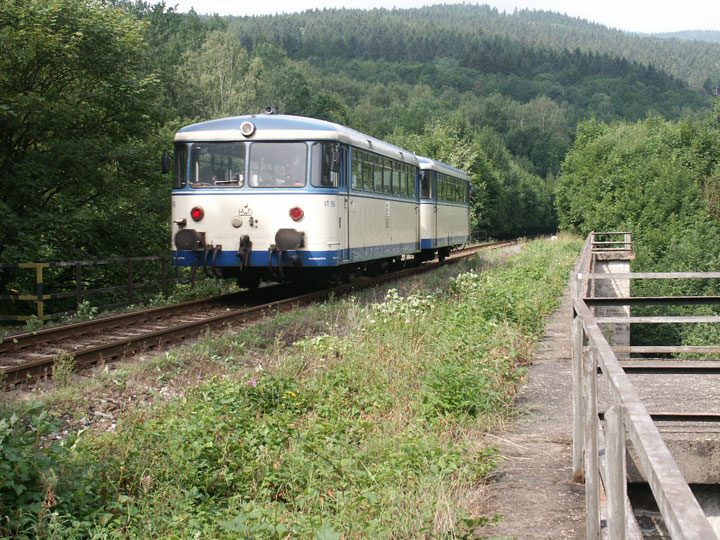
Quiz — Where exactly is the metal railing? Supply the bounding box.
[571,231,719,539]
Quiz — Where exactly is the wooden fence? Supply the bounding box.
[0,255,189,322]
[571,231,719,539]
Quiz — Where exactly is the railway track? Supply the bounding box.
[1,241,511,386]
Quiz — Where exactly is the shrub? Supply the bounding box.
[0,402,66,537]
[51,352,76,389]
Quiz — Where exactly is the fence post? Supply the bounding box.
[572,314,584,482]
[606,405,627,540]
[35,264,44,321]
[162,256,168,298]
[584,347,601,540]
[128,259,134,305]
[75,262,83,308]
[3,255,174,320]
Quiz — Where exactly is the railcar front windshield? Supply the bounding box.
[189,142,245,188]
[248,142,307,188]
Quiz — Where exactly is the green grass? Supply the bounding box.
[0,236,581,539]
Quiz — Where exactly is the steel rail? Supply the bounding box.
[2,241,510,385]
[0,291,252,353]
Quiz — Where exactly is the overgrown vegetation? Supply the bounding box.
[555,102,720,346]
[0,238,581,539]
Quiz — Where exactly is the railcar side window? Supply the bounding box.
[174,143,188,188]
[404,165,410,197]
[429,173,469,203]
[190,143,245,188]
[363,153,373,192]
[348,149,420,198]
[420,170,432,199]
[383,159,392,194]
[249,142,307,188]
[398,163,406,195]
[311,143,338,188]
[373,156,382,192]
[352,151,361,190]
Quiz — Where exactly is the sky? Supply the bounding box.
[171,0,720,34]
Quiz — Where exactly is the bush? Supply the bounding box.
[555,109,720,347]
[0,402,66,537]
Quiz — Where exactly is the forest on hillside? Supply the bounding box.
[653,30,720,45]
[1,0,718,299]
[227,7,715,167]
[224,6,720,90]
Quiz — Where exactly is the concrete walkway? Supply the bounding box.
[476,288,587,539]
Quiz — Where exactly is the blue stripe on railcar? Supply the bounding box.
[173,249,340,268]
[420,234,470,250]
[173,240,420,269]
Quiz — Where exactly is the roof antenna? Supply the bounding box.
[264,106,278,115]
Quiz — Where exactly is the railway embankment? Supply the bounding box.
[0,238,581,539]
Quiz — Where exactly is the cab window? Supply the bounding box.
[311,143,338,188]
[190,142,245,188]
[174,143,188,189]
[248,142,307,188]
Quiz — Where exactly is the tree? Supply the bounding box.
[176,30,263,120]
[391,115,555,238]
[0,0,160,288]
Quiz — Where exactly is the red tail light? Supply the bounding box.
[190,206,204,221]
[289,206,304,221]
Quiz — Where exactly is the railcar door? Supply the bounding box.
[433,172,439,248]
[339,145,350,262]
[415,167,421,251]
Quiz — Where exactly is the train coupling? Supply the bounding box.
[236,235,252,269]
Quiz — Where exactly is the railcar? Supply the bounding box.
[417,157,471,262]
[171,112,422,287]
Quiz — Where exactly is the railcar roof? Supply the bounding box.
[417,156,470,181]
[175,114,418,165]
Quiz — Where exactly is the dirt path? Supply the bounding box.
[476,287,587,539]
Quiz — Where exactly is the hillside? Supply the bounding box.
[652,30,720,44]
[225,5,713,178]
[227,6,720,90]
[493,8,720,89]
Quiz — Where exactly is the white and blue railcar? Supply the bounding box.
[417,157,471,262]
[171,113,421,286]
